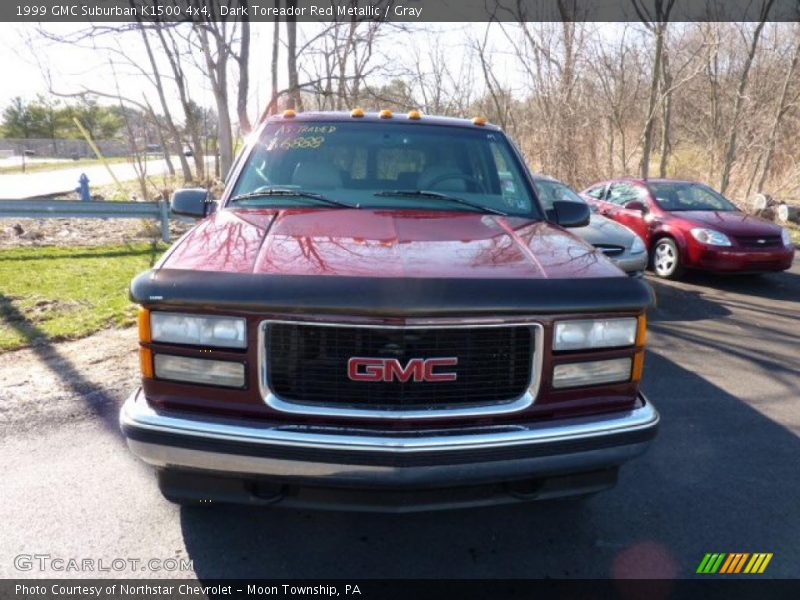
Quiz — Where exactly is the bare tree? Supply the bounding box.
[632,0,676,179]
[285,1,302,111]
[719,0,775,194]
[756,26,800,192]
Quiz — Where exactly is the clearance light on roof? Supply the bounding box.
[472,116,488,126]
[379,109,393,119]
[282,109,296,118]
[351,107,365,118]
[408,110,422,120]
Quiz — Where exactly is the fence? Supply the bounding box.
[0,138,130,159]
[0,199,172,242]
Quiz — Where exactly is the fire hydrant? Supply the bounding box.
[76,173,91,201]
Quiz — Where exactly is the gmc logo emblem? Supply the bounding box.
[348,357,458,382]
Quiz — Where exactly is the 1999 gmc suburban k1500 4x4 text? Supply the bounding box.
[120,109,659,511]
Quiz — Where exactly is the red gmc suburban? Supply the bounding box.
[120,110,659,511]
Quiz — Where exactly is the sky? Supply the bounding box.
[0,23,510,119]
[0,22,627,126]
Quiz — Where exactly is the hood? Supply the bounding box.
[679,210,782,236]
[572,214,637,249]
[159,208,622,280]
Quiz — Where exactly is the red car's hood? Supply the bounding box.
[678,210,782,236]
[160,208,622,279]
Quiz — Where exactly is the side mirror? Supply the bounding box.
[552,200,591,228]
[624,200,648,213]
[171,188,210,218]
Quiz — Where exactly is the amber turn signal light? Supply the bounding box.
[408,110,422,120]
[472,116,488,126]
[351,107,365,118]
[636,314,647,347]
[138,307,151,342]
[282,108,297,118]
[137,307,154,378]
[379,109,393,119]
[139,347,154,379]
[631,351,645,382]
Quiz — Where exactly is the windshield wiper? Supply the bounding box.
[374,190,508,216]
[229,188,359,209]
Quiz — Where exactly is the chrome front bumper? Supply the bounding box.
[120,388,659,492]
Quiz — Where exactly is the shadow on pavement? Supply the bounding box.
[0,293,123,440]
[647,279,732,322]
[651,265,800,301]
[178,349,800,579]
[647,266,800,394]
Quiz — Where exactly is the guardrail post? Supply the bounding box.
[158,200,171,243]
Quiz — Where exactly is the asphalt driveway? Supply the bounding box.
[1,260,798,580]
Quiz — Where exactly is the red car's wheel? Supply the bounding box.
[652,238,683,279]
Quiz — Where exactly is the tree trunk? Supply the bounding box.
[138,25,193,181]
[270,5,280,114]
[658,47,673,177]
[639,24,665,179]
[719,3,774,194]
[286,2,303,111]
[757,33,800,192]
[236,11,252,135]
[153,24,204,179]
[198,26,234,178]
[143,99,175,177]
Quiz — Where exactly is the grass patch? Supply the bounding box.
[0,242,167,352]
[0,156,130,175]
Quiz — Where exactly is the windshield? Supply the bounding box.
[649,182,738,212]
[229,121,540,217]
[534,179,596,213]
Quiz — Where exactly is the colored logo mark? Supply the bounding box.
[696,553,773,574]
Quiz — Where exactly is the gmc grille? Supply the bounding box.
[265,323,534,410]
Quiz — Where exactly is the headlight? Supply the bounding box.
[690,228,731,246]
[552,358,632,389]
[150,312,246,348]
[630,235,646,254]
[782,228,793,247]
[154,354,245,388]
[553,318,637,351]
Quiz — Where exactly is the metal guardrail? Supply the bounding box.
[0,199,172,242]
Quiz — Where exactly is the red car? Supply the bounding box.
[121,111,659,511]
[581,178,795,279]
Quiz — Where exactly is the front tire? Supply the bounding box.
[652,238,683,279]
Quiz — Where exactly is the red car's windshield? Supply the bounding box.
[229,121,541,217]
[649,182,738,212]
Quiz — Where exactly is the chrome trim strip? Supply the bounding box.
[121,388,659,454]
[257,319,544,420]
